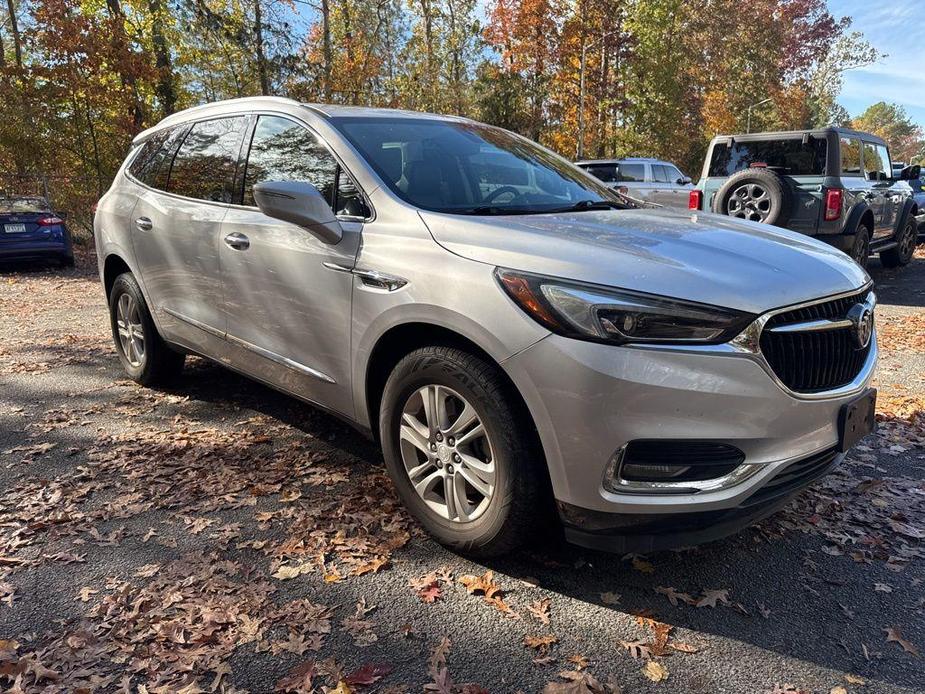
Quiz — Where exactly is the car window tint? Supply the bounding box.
[167,117,248,203]
[243,115,338,207]
[862,142,889,181]
[652,165,670,183]
[666,165,684,182]
[150,127,188,191]
[708,138,826,177]
[840,137,862,176]
[617,163,645,182]
[583,164,619,183]
[334,169,369,218]
[129,130,170,183]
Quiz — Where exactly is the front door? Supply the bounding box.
[131,116,250,353]
[219,114,366,416]
[862,141,893,240]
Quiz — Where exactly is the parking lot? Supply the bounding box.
[0,247,922,693]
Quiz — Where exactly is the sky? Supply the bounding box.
[827,0,925,126]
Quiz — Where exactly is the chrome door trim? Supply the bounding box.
[224,332,337,384]
[162,307,225,338]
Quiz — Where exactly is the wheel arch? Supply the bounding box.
[844,201,874,235]
[362,320,540,450]
[103,253,133,299]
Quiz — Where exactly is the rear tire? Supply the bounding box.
[880,216,916,268]
[108,272,185,386]
[379,346,547,557]
[848,226,871,270]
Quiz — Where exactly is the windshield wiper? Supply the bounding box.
[463,206,538,215]
[548,199,624,213]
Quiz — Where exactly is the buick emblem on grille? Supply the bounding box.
[847,302,874,350]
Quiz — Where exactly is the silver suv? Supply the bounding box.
[95,97,877,556]
[575,157,694,208]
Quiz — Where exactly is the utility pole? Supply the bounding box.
[746,98,772,134]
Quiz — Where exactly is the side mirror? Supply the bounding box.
[677,177,692,185]
[899,164,921,181]
[252,180,342,244]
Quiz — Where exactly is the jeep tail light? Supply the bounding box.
[823,188,842,222]
[688,190,703,210]
[37,216,64,226]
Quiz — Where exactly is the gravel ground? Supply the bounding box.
[0,245,923,694]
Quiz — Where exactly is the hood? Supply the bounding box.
[419,207,869,315]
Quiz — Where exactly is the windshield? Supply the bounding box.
[332,117,622,215]
[0,197,50,214]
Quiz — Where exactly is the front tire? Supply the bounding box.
[108,272,185,386]
[379,346,546,557]
[880,217,916,268]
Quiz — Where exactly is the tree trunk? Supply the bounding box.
[5,0,22,68]
[105,0,145,129]
[254,0,270,95]
[320,0,332,100]
[417,0,436,109]
[0,26,6,68]
[148,0,176,115]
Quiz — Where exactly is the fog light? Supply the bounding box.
[620,463,692,481]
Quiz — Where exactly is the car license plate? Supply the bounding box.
[4,224,26,233]
[838,388,877,452]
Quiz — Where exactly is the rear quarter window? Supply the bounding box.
[839,137,862,176]
[581,164,619,183]
[709,138,827,177]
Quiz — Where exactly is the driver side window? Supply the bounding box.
[243,115,369,218]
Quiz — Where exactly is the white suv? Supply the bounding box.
[575,157,694,208]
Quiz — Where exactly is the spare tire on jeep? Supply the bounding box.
[712,168,794,227]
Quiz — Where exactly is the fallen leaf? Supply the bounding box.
[884,626,919,655]
[641,661,668,682]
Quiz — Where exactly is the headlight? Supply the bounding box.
[496,269,755,345]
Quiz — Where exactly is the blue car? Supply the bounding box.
[0,196,74,266]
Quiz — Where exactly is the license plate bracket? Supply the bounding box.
[838,388,877,453]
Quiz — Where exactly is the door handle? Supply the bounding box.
[135,217,153,232]
[223,232,250,251]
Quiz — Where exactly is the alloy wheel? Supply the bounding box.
[116,292,146,367]
[851,231,870,266]
[727,183,772,222]
[398,384,495,523]
[899,220,916,261]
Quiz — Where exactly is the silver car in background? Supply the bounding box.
[95,97,877,556]
[575,157,694,208]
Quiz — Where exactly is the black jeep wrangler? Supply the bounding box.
[689,128,920,268]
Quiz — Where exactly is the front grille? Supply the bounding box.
[759,289,872,393]
[741,447,839,508]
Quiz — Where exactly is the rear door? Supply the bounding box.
[616,162,650,201]
[218,114,364,416]
[131,116,249,353]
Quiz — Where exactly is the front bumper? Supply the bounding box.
[502,320,876,545]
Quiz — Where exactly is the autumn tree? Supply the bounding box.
[853,102,925,163]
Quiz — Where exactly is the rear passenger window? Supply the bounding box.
[243,116,338,207]
[840,137,861,176]
[167,117,249,203]
[617,163,645,182]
